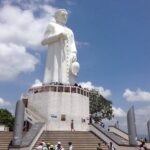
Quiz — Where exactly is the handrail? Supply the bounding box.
[9,122,45,150]
[108,125,128,135]
[25,107,45,123]
[27,105,47,121]
[91,123,135,147]
[21,122,44,147]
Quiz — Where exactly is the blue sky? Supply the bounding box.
[0,0,150,135]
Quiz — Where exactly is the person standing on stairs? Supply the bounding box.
[108,142,115,150]
[50,144,55,150]
[68,142,73,150]
[96,143,103,150]
[71,120,75,132]
[55,141,64,150]
[36,142,43,150]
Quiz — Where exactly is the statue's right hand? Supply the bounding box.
[60,32,68,40]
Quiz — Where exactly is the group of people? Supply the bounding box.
[36,140,149,150]
[37,141,114,150]
[96,141,149,150]
[96,142,115,150]
[36,141,73,150]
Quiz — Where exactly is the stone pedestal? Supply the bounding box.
[27,84,89,131]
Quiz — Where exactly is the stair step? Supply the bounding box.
[32,131,108,150]
[0,131,13,150]
[0,131,109,150]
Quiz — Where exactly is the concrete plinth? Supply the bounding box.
[27,84,89,131]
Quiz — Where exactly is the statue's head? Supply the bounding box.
[54,9,68,25]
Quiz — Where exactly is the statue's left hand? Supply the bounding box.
[60,32,68,40]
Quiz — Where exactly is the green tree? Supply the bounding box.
[89,89,114,123]
[0,108,14,131]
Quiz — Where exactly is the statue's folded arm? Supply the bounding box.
[41,33,61,45]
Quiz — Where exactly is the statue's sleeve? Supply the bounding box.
[44,23,54,38]
[71,32,77,54]
[41,23,61,45]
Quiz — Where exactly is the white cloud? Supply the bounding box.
[79,81,112,98]
[0,3,57,80]
[0,98,10,106]
[103,106,149,135]
[135,105,150,116]
[123,88,150,102]
[0,43,38,80]
[0,4,56,49]
[76,41,89,48]
[32,79,42,87]
[2,0,55,8]
[0,97,15,114]
[112,106,126,117]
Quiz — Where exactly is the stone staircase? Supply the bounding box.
[32,131,108,150]
[0,131,13,150]
[112,132,129,145]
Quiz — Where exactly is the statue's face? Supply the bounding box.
[55,10,68,25]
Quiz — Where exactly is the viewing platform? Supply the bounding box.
[28,84,89,97]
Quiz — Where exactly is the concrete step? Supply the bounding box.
[0,131,13,150]
[32,131,108,150]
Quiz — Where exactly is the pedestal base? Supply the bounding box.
[27,84,90,131]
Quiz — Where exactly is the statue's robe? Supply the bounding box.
[43,22,77,84]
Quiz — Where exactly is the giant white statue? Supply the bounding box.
[42,9,80,84]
